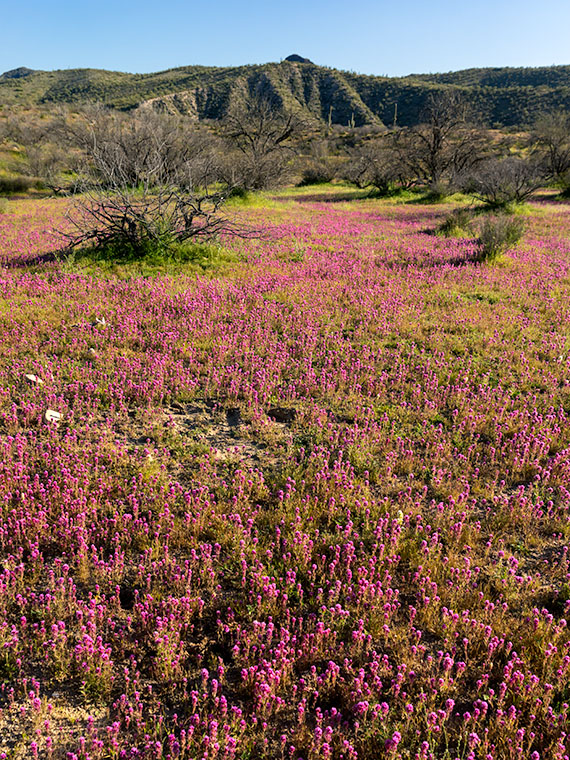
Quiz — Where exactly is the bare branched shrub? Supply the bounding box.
[62,106,222,191]
[342,136,412,194]
[67,187,236,259]
[465,157,543,208]
[63,107,238,258]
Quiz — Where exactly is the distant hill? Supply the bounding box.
[1,59,569,128]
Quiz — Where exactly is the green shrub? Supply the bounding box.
[227,185,249,200]
[298,162,336,186]
[424,181,450,202]
[477,215,526,261]
[438,208,474,237]
[0,175,34,194]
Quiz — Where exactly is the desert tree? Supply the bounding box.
[342,134,414,193]
[222,93,308,189]
[532,111,570,189]
[393,90,487,194]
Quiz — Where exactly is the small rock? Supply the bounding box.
[25,373,44,385]
[268,406,297,423]
[44,409,62,425]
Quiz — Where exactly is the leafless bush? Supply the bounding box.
[342,136,413,193]
[67,187,234,258]
[62,107,239,258]
[532,111,570,189]
[465,157,543,208]
[62,106,223,191]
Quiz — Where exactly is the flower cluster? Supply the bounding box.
[0,193,569,758]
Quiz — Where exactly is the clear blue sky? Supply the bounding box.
[2,0,569,77]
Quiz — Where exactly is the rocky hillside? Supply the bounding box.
[1,59,569,128]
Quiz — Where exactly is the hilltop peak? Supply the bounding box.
[284,54,313,64]
[1,67,36,79]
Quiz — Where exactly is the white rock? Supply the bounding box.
[45,409,62,425]
[25,374,44,385]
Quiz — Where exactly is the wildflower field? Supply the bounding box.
[1,188,570,759]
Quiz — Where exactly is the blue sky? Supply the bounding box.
[2,0,569,77]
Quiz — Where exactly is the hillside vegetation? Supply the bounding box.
[1,59,570,127]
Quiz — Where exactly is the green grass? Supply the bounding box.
[61,239,240,278]
[223,189,283,209]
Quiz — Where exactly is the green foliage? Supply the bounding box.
[438,208,475,237]
[0,175,35,194]
[476,214,526,261]
[424,181,451,202]
[226,186,250,201]
[298,161,336,186]
[70,237,232,268]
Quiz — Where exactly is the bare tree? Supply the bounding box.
[342,135,413,193]
[393,91,487,193]
[464,156,543,207]
[222,94,307,189]
[532,111,570,188]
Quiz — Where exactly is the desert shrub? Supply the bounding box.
[0,175,34,194]
[67,188,236,260]
[466,157,543,209]
[476,214,526,261]
[226,186,249,200]
[342,137,412,194]
[299,160,336,186]
[437,207,474,237]
[424,180,452,202]
[64,108,240,259]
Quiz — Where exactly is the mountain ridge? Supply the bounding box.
[2,59,569,128]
